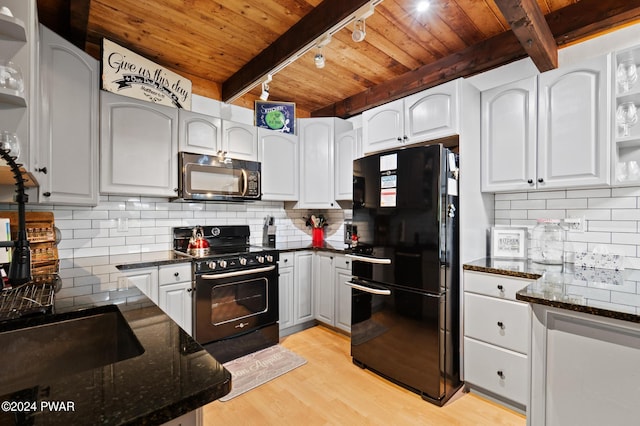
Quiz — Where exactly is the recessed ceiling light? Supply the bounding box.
[416,1,430,13]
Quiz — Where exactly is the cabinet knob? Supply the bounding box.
[345,261,350,265]
[284,258,288,263]
[35,167,48,174]
[174,272,179,277]
[497,370,505,379]
[43,192,51,197]
[187,288,193,293]
[527,179,533,184]
[174,188,179,192]
[497,284,504,291]
[397,137,402,142]
[403,135,408,141]
[538,178,544,183]
[497,321,505,329]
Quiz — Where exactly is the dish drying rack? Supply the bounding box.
[0,282,55,321]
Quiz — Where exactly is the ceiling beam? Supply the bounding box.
[493,0,557,72]
[69,0,92,50]
[313,0,640,118]
[221,0,372,103]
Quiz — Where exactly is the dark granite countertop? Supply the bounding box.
[464,258,640,323]
[267,241,351,254]
[0,300,231,425]
[114,250,192,271]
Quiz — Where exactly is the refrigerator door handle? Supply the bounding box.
[345,254,392,265]
[345,281,391,296]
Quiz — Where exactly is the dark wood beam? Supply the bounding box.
[222,0,372,102]
[69,0,92,50]
[493,0,557,72]
[313,0,640,118]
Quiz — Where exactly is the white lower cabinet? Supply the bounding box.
[463,270,532,408]
[278,253,295,331]
[158,263,193,335]
[293,251,314,324]
[313,252,351,333]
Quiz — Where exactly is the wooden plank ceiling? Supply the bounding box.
[37,0,640,119]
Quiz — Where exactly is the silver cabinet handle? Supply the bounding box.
[345,281,391,296]
[345,254,391,265]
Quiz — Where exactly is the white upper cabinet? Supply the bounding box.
[178,109,221,155]
[258,128,298,201]
[221,120,258,161]
[362,80,460,155]
[35,25,99,205]
[481,76,537,192]
[334,128,360,201]
[297,117,352,209]
[537,54,610,189]
[100,91,179,197]
[481,54,611,192]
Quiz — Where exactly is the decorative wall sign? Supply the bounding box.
[255,101,295,134]
[102,39,192,110]
[490,226,528,259]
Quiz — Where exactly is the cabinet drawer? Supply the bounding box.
[159,263,192,285]
[464,337,528,406]
[333,255,351,271]
[465,293,529,354]
[464,270,532,301]
[278,252,294,267]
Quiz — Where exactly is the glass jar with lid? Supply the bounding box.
[531,219,564,264]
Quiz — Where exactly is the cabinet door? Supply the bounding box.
[121,267,159,305]
[36,25,99,205]
[481,76,537,192]
[298,119,336,209]
[334,266,352,333]
[404,79,459,143]
[335,129,357,201]
[278,266,294,331]
[100,91,178,197]
[362,99,404,154]
[293,251,314,324]
[258,128,298,201]
[159,281,193,336]
[538,54,611,188]
[178,109,221,155]
[221,120,257,161]
[314,253,334,325]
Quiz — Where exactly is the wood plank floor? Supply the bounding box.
[203,326,526,425]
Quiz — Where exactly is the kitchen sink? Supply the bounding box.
[0,304,144,395]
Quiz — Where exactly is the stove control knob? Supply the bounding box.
[207,261,216,270]
[265,255,274,263]
[219,260,228,269]
[239,257,247,266]
[256,255,265,264]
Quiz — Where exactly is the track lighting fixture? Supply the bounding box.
[260,74,272,101]
[352,19,366,42]
[314,46,325,69]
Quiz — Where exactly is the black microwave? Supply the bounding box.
[178,152,261,201]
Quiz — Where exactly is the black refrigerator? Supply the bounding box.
[347,143,461,406]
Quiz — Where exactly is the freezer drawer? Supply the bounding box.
[350,282,459,404]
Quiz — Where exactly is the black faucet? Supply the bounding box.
[0,147,31,286]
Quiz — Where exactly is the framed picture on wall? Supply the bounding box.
[255,101,295,134]
[490,226,528,259]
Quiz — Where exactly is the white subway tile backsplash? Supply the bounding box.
[528,190,567,199]
[546,198,588,209]
[588,197,637,209]
[612,209,640,220]
[511,199,546,209]
[566,209,610,220]
[495,193,528,201]
[588,220,637,233]
[566,188,612,198]
[527,210,566,220]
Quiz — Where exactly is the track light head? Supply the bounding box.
[314,48,325,69]
[259,74,272,101]
[352,19,366,42]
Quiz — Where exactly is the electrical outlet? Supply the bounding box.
[563,217,585,232]
[117,276,129,291]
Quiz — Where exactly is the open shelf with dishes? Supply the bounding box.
[613,44,640,185]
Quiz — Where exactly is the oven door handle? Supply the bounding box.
[345,280,391,296]
[201,265,276,280]
[345,254,391,265]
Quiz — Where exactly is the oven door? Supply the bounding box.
[194,264,278,344]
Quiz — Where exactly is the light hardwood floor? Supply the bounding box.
[204,326,526,425]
